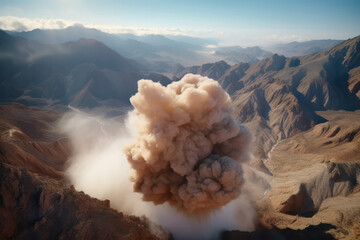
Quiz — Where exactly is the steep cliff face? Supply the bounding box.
[0,162,168,240]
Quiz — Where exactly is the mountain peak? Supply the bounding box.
[327,35,360,70]
[258,53,286,72]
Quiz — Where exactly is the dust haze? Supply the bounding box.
[61,74,256,239]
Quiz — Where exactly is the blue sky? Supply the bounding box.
[0,0,359,45]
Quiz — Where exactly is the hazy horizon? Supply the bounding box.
[1,0,359,47]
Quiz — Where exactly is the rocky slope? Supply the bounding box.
[0,163,168,240]
[0,104,69,179]
[0,104,170,240]
[249,110,360,240]
[177,36,360,172]
[176,36,360,239]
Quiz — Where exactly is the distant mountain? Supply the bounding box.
[174,60,231,80]
[177,36,360,170]
[9,26,210,72]
[129,34,199,49]
[10,26,283,73]
[213,46,272,64]
[265,39,343,57]
[10,25,113,45]
[0,31,171,110]
[165,35,219,46]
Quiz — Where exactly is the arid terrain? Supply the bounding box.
[0,27,360,239]
[0,104,170,239]
[255,110,360,239]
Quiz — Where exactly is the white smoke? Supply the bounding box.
[61,74,256,239]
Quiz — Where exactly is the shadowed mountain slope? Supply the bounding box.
[0,31,171,109]
[9,26,208,72]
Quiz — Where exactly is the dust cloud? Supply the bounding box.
[125,74,252,213]
[61,74,255,239]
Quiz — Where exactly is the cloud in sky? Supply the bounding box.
[0,15,349,47]
[0,16,307,46]
[0,0,359,46]
[0,16,217,37]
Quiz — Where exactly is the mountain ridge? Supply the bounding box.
[0,30,171,110]
[265,39,344,57]
[177,35,360,164]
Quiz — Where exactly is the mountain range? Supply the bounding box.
[265,39,344,57]
[7,26,343,74]
[213,46,272,64]
[0,30,171,112]
[8,26,208,73]
[175,36,360,239]
[177,36,360,162]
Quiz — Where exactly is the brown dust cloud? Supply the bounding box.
[62,74,256,239]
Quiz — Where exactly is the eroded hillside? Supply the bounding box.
[0,104,170,240]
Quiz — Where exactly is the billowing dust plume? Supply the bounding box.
[124,74,252,214]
